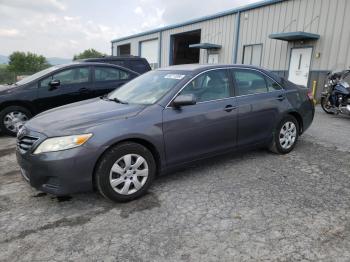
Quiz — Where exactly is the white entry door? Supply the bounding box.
[288,47,312,87]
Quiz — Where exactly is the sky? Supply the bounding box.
[0,0,259,59]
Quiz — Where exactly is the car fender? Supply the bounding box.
[94,132,166,173]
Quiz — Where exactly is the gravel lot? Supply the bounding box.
[0,107,350,261]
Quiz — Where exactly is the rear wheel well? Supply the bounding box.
[92,138,161,190]
[288,112,303,134]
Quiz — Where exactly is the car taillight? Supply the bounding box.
[307,90,313,100]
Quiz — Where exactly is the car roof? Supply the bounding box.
[58,61,121,66]
[158,64,265,72]
[52,62,140,74]
[80,56,145,61]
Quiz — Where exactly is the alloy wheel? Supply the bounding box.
[109,154,149,195]
[279,121,297,149]
[3,111,28,133]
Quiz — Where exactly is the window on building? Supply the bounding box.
[232,69,268,95]
[179,69,230,102]
[94,67,130,81]
[242,44,263,66]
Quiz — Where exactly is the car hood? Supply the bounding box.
[0,84,19,94]
[26,98,146,136]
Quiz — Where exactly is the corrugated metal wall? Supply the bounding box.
[112,0,350,74]
[112,32,160,56]
[238,0,350,71]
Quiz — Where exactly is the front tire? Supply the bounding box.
[95,142,156,202]
[0,106,32,136]
[269,115,299,154]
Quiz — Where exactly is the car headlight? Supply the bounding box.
[34,133,93,154]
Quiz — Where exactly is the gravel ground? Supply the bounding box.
[0,106,350,261]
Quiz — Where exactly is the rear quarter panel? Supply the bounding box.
[285,87,314,133]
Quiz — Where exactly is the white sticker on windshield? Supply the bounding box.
[164,74,185,80]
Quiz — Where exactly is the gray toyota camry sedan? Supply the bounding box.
[16,64,314,202]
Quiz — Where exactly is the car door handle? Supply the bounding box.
[79,88,90,94]
[224,105,237,112]
[277,94,286,101]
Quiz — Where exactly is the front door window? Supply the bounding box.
[178,70,231,102]
[40,67,89,87]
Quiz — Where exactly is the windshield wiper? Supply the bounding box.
[100,95,128,104]
[100,95,108,100]
[111,97,128,104]
[109,97,128,104]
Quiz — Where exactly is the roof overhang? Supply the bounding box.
[189,43,222,49]
[269,31,320,41]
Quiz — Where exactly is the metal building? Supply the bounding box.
[111,0,350,98]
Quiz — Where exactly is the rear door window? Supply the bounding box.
[94,66,130,81]
[267,78,282,91]
[232,69,268,96]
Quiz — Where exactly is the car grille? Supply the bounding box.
[17,136,39,154]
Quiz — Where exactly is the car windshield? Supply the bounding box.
[16,65,63,85]
[108,70,187,105]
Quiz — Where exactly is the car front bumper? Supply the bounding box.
[16,137,100,196]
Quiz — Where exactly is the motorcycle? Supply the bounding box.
[321,69,350,115]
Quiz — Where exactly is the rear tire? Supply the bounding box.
[0,106,32,136]
[321,97,335,114]
[269,115,299,154]
[95,142,156,202]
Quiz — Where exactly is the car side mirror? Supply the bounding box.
[172,94,196,108]
[49,79,60,90]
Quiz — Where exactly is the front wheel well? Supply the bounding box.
[92,138,162,190]
[288,111,303,134]
[0,101,36,115]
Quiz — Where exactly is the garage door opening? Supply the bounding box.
[171,30,201,65]
[140,39,159,69]
[117,44,131,56]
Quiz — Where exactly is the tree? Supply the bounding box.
[0,65,15,84]
[7,52,50,73]
[73,49,105,60]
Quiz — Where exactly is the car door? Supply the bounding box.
[162,69,238,166]
[92,66,136,97]
[36,66,92,112]
[231,68,289,146]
